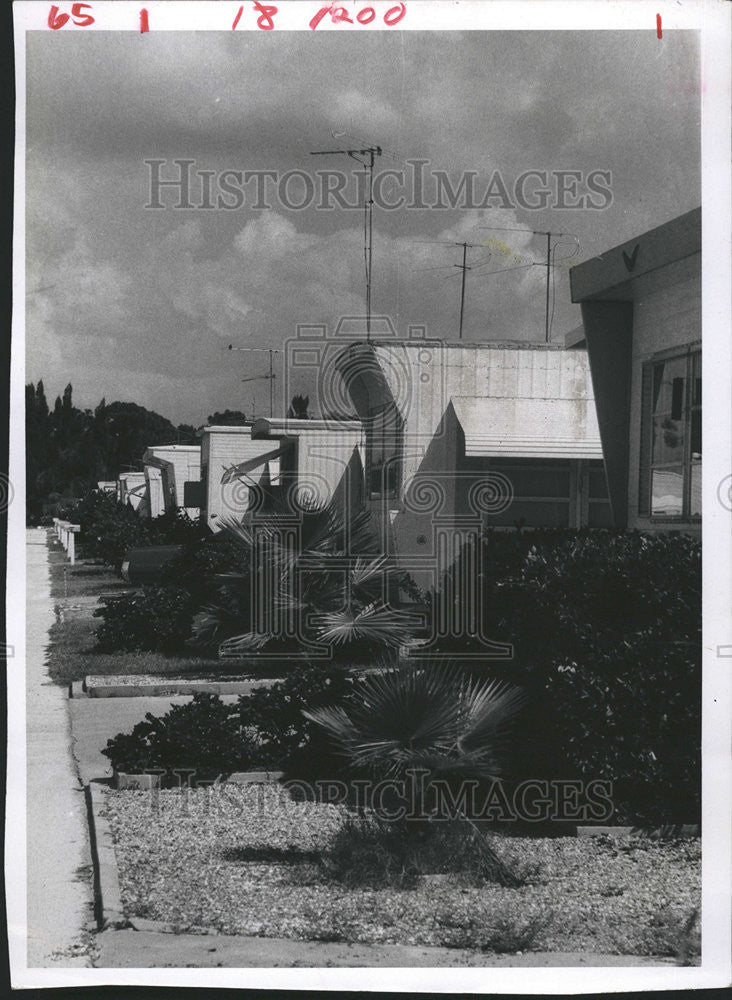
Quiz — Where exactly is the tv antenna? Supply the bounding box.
[310,143,383,340]
[227,345,280,418]
[413,240,493,339]
[479,226,578,342]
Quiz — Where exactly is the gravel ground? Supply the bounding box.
[106,787,700,957]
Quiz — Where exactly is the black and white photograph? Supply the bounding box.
[8,0,732,990]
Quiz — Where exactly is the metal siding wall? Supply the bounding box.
[627,271,701,530]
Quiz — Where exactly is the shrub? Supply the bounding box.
[101,664,353,776]
[93,585,197,652]
[93,531,252,653]
[101,693,253,777]
[433,529,701,826]
[320,815,537,890]
[237,663,355,772]
[74,490,151,569]
[72,488,205,570]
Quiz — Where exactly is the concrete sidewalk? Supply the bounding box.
[94,929,674,969]
[69,695,240,785]
[26,529,94,967]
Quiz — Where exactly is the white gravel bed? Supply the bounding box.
[106,786,700,956]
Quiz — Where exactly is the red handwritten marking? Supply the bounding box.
[71,2,94,25]
[48,3,95,28]
[253,0,277,30]
[656,13,662,39]
[309,5,331,30]
[384,2,406,26]
[48,5,70,29]
[232,5,243,29]
[310,1,406,30]
[140,7,149,32]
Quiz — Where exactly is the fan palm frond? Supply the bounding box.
[310,604,420,651]
[305,659,525,778]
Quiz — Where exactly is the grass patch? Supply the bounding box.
[47,544,129,600]
[44,540,294,685]
[45,613,227,685]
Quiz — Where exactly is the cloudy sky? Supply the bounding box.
[25,27,700,425]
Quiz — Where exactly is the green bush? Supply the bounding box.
[92,530,253,653]
[93,585,197,652]
[101,664,353,777]
[237,663,355,772]
[73,489,204,570]
[320,815,537,890]
[434,529,701,825]
[101,693,254,777]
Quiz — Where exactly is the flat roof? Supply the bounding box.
[202,424,254,434]
[252,417,362,438]
[356,339,570,351]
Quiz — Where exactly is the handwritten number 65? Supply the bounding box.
[48,3,95,29]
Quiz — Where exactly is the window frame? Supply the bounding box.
[639,344,701,522]
[366,402,403,501]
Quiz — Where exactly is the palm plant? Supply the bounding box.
[190,497,422,660]
[304,658,526,777]
[304,658,528,886]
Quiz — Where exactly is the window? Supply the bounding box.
[367,403,402,499]
[640,348,701,519]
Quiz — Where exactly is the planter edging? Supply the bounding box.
[85,677,275,699]
[86,782,128,930]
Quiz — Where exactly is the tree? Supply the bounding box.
[206,410,249,426]
[287,394,310,419]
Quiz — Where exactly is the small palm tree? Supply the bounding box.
[304,658,528,885]
[191,497,422,660]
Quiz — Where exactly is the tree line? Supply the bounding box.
[25,380,250,519]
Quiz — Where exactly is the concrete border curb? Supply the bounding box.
[576,824,699,838]
[86,782,128,930]
[82,677,276,698]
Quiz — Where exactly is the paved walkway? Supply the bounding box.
[26,529,94,967]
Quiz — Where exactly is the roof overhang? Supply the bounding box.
[252,417,362,438]
[451,396,603,460]
[570,208,701,303]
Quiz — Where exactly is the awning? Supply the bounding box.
[451,395,603,460]
[221,444,290,485]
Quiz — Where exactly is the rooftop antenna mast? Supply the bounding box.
[479,226,577,342]
[310,143,383,340]
[412,240,493,340]
[227,345,279,418]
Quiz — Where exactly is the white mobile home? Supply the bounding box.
[142,444,201,519]
[117,472,147,513]
[570,208,701,531]
[199,425,283,531]
[334,339,610,568]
